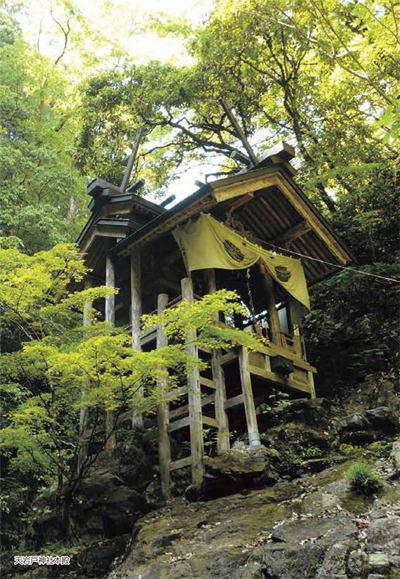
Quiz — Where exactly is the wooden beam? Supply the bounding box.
[215,321,316,371]
[140,325,157,347]
[225,192,254,214]
[271,221,311,246]
[203,416,218,428]
[169,415,190,433]
[169,393,215,421]
[170,456,192,472]
[158,276,182,294]
[120,128,143,192]
[224,393,244,410]
[157,293,171,500]
[220,351,237,366]
[238,348,260,446]
[247,363,314,395]
[181,277,204,486]
[219,98,258,165]
[105,256,116,451]
[199,376,216,389]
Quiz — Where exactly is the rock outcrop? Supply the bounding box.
[106,446,400,579]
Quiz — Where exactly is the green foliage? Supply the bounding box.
[0,3,87,252]
[0,242,263,547]
[346,462,383,496]
[304,264,400,396]
[143,289,262,352]
[366,441,393,460]
[300,446,323,460]
[258,390,291,414]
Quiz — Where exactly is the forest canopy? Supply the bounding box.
[0,0,398,256]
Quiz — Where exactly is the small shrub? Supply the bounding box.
[367,441,392,459]
[346,462,383,496]
[300,446,322,459]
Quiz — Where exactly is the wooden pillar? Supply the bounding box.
[308,371,316,399]
[205,268,230,453]
[78,279,93,471]
[260,265,282,346]
[105,255,116,451]
[205,268,217,294]
[105,255,115,326]
[238,348,261,446]
[156,293,172,500]
[288,296,303,357]
[130,251,144,428]
[130,252,142,351]
[181,277,204,486]
[212,350,230,452]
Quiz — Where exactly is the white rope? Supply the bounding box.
[254,237,400,285]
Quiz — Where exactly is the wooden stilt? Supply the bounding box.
[105,255,115,326]
[181,277,204,487]
[130,252,142,351]
[212,350,230,452]
[261,266,282,346]
[156,293,172,500]
[205,268,217,294]
[78,279,93,472]
[130,251,144,428]
[105,255,116,451]
[238,347,261,446]
[204,268,230,453]
[308,371,316,399]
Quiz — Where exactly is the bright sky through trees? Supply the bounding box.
[17,0,216,204]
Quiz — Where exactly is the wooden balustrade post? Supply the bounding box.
[105,255,117,451]
[78,279,93,471]
[205,268,230,453]
[131,251,144,428]
[181,277,204,486]
[156,293,171,500]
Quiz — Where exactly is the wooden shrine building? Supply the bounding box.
[77,142,353,496]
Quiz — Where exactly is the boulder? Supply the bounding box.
[244,543,325,579]
[390,438,400,477]
[367,514,400,554]
[317,539,356,579]
[270,512,358,548]
[368,552,391,574]
[101,486,148,537]
[364,407,399,433]
[202,447,278,498]
[266,397,331,427]
[347,549,369,577]
[338,413,370,432]
[337,406,400,445]
[75,535,130,578]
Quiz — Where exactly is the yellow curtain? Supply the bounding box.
[173,213,310,309]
